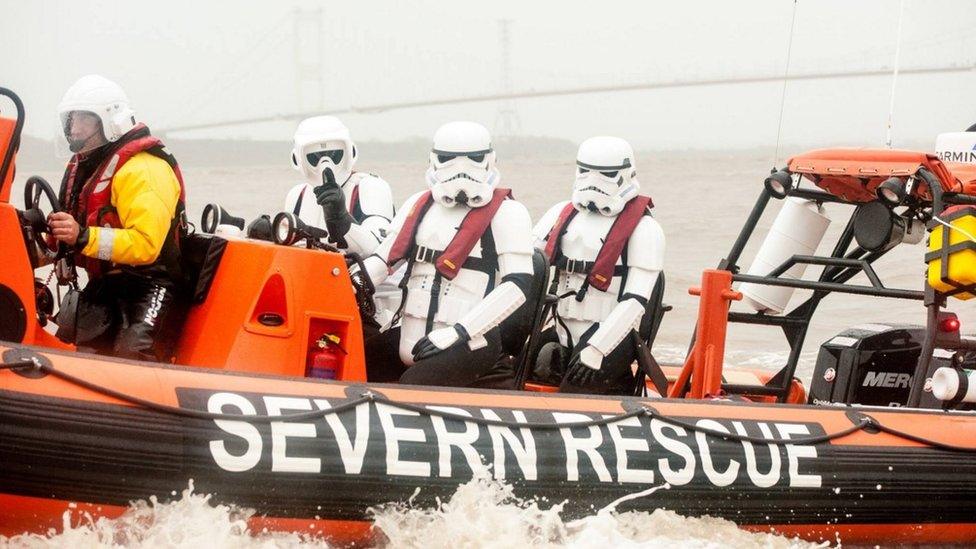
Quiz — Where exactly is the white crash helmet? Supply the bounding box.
[291,116,358,185]
[425,121,499,208]
[936,131,976,165]
[57,75,137,151]
[571,136,640,216]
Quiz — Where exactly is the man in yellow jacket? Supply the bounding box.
[49,75,188,362]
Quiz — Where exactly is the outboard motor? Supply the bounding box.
[808,323,961,408]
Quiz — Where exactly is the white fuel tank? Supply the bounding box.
[740,198,831,314]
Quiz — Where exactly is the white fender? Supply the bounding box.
[932,367,976,403]
[741,198,831,314]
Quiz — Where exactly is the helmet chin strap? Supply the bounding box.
[68,131,108,154]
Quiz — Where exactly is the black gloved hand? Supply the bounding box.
[313,167,353,242]
[411,324,469,362]
[564,352,600,387]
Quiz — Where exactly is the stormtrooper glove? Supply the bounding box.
[411,324,470,362]
[314,167,354,244]
[565,345,604,386]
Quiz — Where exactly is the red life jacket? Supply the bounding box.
[387,188,513,280]
[62,124,187,277]
[543,195,654,292]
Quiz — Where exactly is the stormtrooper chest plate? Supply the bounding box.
[555,213,623,324]
[413,204,484,257]
[560,213,616,262]
[402,203,492,326]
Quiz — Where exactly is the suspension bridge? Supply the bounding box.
[158,10,976,136]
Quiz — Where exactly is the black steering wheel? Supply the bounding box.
[22,176,61,260]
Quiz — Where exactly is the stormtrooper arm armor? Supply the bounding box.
[340,177,395,257]
[456,200,534,350]
[579,217,666,369]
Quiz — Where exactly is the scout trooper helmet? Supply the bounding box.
[291,116,358,185]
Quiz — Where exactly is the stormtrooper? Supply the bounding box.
[284,116,395,257]
[532,136,665,395]
[360,121,534,387]
[283,116,398,325]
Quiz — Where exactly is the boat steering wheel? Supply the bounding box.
[22,176,61,260]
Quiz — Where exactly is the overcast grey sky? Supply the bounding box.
[3,0,974,149]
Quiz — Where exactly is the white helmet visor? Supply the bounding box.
[56,110,108,157]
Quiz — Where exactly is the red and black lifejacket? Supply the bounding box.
[61,124,187,279]
[543,195,654,293]
[383,187,513,328]
[387,187,512,280]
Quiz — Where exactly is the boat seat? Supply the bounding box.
[499,248,549,357]
[180,232,229,304]
[515,265,672,393]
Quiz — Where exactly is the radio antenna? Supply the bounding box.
[884,0,907,149]
[772,0,799,170]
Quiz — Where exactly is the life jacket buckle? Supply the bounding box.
[414,246,439,263]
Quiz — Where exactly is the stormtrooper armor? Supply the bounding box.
[283,116,395,257]
[361,122,534,386]
[534,137,665,393]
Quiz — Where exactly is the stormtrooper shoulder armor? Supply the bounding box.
[354,174,395,220]
[374,190,428,261]
[625,215,666,272]
[491,200,534,257]
[532,200,570,247]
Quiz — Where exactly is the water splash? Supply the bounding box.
[0,481,330,549]
[369,472,823,549]
[2,476,823,549]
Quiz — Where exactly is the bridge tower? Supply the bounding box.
[494,19,522,138]
[293,7,325,113]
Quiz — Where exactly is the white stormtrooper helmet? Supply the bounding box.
[936,131,976,165]
[571,136,640,216]
[425,121,499,208]
[291,116,358,185]
[57,75,137,154]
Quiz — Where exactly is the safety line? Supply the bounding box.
[4,359,976,451]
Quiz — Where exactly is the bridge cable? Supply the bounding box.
[772,0,799,171]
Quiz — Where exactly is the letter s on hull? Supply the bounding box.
[208,392,262,472]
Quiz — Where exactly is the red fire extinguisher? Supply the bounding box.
[306,333,346,379]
